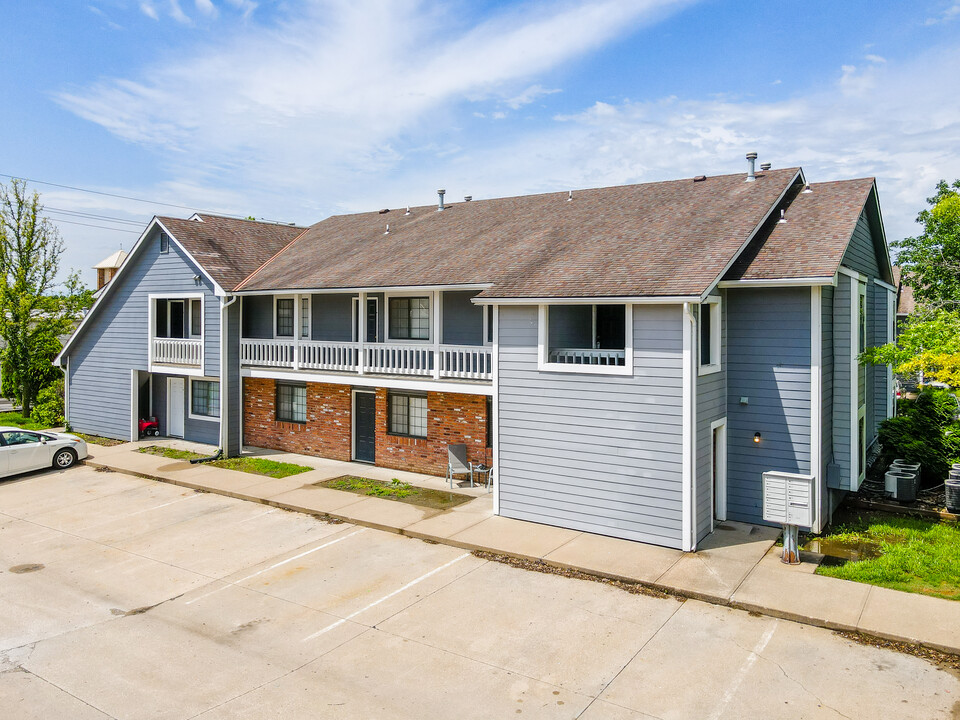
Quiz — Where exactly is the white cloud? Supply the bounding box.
[504,84,562,109]
[224,0,257,19]
[139,1,159,20]
[168,0,190,24]
[925,2,960,24]
[864,54,886,63]
[195,0,217,17]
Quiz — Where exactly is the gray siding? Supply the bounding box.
[695,296,726,541]
[497,304,685,548]
[67,229,220,440]
[312,293,353,341]
[151,374,219,445]
[725,288,811,525]
[841,213,881,279]
[820,285,835,522]
[832,276,853,490]
[225,300,242,454]
[441,291,483,346]
[871,285,891,442]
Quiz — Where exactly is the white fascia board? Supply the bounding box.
[55,217,160,365]
[873,278,897,293]
[241,368,494,396]
[154,219,226,297]
[701,168,805,299]
[472,296,699,305]
[837,266,868,282]
[716,277,836,289]
[236,283,493,296]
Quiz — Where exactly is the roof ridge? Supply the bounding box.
[234,224,311,291]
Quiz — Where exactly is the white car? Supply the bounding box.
[0,427,88,477]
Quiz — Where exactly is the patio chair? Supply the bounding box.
[447,443,472,489]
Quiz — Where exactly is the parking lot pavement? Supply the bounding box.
[1,466,959,720]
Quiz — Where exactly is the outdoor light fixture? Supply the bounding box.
[754,433,762,443]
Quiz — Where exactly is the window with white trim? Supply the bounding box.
[546,304,626,366]
[698,298,721,374]
[301,297,310,339]
[190,299,202,337]
[389,297,429,340]
[190,380,220,418]
[277,383,306,423]
[276,298,294,337]
[388,392,427,438]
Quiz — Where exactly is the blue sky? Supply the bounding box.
[1,0,958,287]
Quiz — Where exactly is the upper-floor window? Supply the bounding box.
[389,297,429,340]
[858,281,867,353]
[190,299,202,337]
[159,233,170,254]
[698,298,721,375]
[546,304,626,366]
[301,297,310,339]
[276,298,294,337]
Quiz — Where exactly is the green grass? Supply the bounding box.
[138,446,312,479]
[816,514,960,600]
[73,433,124,447]
[319,475,473,510]
[0,411,51,431]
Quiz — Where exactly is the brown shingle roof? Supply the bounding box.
[158,215,305,291]
[723,178,875,282]
[239,169,802,298]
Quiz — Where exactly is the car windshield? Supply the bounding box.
[1,431,41,446]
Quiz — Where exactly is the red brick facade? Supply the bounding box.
[242,378,491,477]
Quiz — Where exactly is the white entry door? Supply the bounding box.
[167,377,185,438]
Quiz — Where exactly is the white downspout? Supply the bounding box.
[220,294,239,455]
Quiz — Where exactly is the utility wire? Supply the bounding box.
[0,172,242,218]
[48,217,141,234]
[46,207,146,226]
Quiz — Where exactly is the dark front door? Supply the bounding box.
[169,301,186,338]
[354,392,376,463]
[365,299,379,343]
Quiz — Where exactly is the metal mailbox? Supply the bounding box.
[762,471,816,529]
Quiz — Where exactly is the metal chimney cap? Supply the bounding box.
[464,195,472,202]
[760,163,772,171]
[746,152,758,160]
[437,189,446,195]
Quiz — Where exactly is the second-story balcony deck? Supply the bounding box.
[240,339,492,381]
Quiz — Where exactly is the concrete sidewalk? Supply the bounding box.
[85,440,960,657]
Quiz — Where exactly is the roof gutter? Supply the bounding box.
[471,295,701,306]
[717,276,837,289]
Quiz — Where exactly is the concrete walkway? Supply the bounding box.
[85,440,960,657]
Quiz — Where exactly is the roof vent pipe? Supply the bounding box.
[567,190,573,201]
[760,163,772,171]
[778,209,786,224]
[384,223,390,234]
[405,206,411,215]
[464,195,472,202]
[745,152,758,182]
[437,189,446,211]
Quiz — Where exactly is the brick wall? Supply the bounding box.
[375,389,491,476]
[242,378,491,477]
[242,378,352,461]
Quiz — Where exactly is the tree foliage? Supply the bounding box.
[893,179,960,310]
[0,179,92,415]
[861,309,960,385]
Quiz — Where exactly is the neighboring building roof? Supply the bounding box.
[157,215,305,292]
[723,178,879,282]
[238,169,803,298]
[93,249,128,269]
[893,267,916,316]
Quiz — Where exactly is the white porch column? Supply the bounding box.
[293,293,301,370]
[358,291,366,375]
[432,290,441,379]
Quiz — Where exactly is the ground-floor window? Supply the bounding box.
[277,383,307,423]
[388,392,427,438]
[190,380,220,418]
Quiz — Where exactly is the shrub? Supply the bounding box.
[31,379,65,429]
[878,388,960,484]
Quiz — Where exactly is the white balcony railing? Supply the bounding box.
[548,348,626,366]
[152,338,203,366]
[240,339,492,381]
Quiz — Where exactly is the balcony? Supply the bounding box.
[240,340,492,381]
[151,337,203,367]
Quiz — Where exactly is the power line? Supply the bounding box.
[0,172,242,217]
[46,206,146,226]
[48,217,141,234]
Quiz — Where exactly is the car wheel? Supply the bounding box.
[53,448,77,470]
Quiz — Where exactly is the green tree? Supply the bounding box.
[0,179,91,415]
[894,179,960,309]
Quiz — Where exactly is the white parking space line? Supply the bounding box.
[125,493,200,517]
[706,621,778,720]
[301,552,471,642]
[184,528,367,606]
[238,508,278,523]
